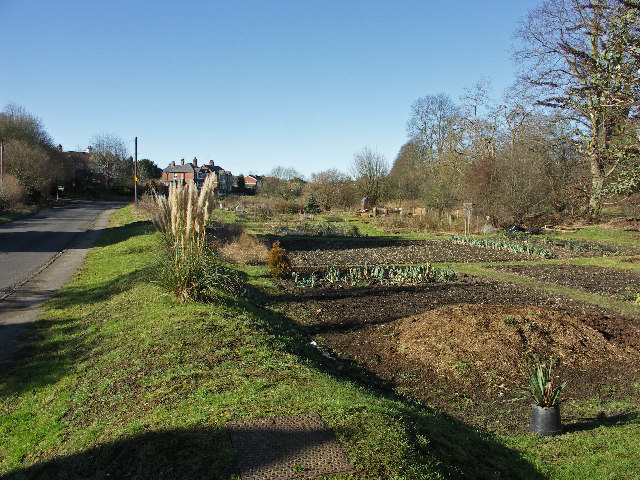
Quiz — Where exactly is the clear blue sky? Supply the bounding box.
[0,0,540,178]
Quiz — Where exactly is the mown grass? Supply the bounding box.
[549,225,640,246]
[1,205,639,479]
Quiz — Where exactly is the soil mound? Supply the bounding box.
[392,304,630,385]
[604,217,640,232]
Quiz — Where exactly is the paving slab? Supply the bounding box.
[227,413,353,480]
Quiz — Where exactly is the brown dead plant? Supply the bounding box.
[219,231,269,265]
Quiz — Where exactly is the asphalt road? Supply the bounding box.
[0,200,124,362]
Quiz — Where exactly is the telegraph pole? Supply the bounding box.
[134,137,138,208]
[0,142,3,190]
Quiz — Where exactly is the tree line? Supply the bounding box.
[0,104,161,208]
[275,0,640,224]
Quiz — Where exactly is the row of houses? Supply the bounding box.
[160,158,262,195]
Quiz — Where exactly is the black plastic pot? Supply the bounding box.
[529,405,562,436]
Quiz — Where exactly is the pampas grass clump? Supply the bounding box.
[151,176,241,302]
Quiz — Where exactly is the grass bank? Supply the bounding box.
[1,206,639,479]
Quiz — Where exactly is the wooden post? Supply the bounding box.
[134,137,138,208]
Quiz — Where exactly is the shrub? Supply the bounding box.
[0,173,26,209]
[160,240,243,302]
[151,176,243,302]
[268,240,292,278]
[516,356,567,407]
[303,194,321,214]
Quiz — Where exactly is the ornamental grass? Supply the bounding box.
[151,176,242,302]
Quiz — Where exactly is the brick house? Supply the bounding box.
[202,160,234,194]
[161,158,233,195]
[244,175,263,190]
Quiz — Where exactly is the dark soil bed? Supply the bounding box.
[282,237,640,266]
[287,240,534,266]
[271,276,640,433]
[490,264,640,301]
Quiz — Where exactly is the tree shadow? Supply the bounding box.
[0,427,236,480]
[93,220,155,248]
[0,264,159,396]
[264,234,421,252]
[564,412,639,433]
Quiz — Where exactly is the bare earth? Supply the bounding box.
[271,239,640,433]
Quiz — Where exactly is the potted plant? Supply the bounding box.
[518,356,567,436]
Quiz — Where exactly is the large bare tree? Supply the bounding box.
[406,93,460,162]
[515,0,640,216]
[351,147,389,205]
[89,133,130,188]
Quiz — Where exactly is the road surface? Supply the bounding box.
[0,200,124,362]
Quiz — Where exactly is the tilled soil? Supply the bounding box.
[273,276,640,433]
[287,240,533,266]
[284,237,640,266]
[490,264,640,300]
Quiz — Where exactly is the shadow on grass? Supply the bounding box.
[0,318,84,398]
[0,406,545,480]
[0,427,235,480]
[46,264,160,310]
[238,287,546,479]
[264,234,421,252]
[0,264,159,396]
[564,412,639,433]
[93,219,155,248]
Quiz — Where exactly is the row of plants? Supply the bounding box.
[290,263,457,288]
[449,235,553,259]
[274,221,360,238]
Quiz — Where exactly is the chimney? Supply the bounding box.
[181,158,185,166]
[209,160,214,167]
[171,160,175,166]
[193,157,198,167]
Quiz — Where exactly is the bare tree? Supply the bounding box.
[259,165,305,200]
[351,147,389,204]
[460,79,502,159]
[407,93,460,162]
[514,0,640,216]
[89,133,130,188]
[307,168,356,210]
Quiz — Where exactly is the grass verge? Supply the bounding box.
[0,205,41,224]
[1,205,639,479]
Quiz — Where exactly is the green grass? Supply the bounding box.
[1,205,639,479]
[0,205,41,224]
[551,225,640,246]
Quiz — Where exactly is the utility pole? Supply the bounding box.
[0,142,3,190]
[134,137,138,208]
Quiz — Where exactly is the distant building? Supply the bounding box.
[161,158,233,195]
[244,175,263,189]
[63,149,101,186]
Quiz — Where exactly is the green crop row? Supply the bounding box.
[291,263,456,288]
[450,235,553,259]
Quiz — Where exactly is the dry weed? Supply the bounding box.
[219,231,269,265]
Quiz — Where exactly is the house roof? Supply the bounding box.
[163,163,197,173]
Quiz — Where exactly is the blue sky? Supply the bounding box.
[0,0,540,178]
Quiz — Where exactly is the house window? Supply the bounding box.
[180,174,184,179]
[197,172,203,179]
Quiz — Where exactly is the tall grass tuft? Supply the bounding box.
[152,176,242,302]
